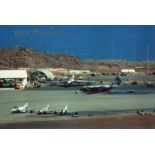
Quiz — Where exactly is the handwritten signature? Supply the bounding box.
[14,27,74,37]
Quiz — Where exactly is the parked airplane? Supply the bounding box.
[58,105,71,115]
[80,84,114,94]
[11,103,29,114]
[51,78,95,87]
[80,76,122,94]
[37,105,53,115]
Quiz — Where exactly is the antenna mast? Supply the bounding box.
[147,46,149,75]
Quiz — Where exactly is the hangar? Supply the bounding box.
[30,69,54,81]
[0,70,28,89]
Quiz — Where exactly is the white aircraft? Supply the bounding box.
[37,104,52,114]
[59,105,71,115]
[61,105,79,116]
[63,105,68,113]
[11,103,29,114]
[51,74,96,87]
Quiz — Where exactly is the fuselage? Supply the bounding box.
[80,84,113,94]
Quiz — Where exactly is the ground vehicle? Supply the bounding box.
[15,83,23,89]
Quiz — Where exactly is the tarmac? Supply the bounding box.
[0,74,155,128]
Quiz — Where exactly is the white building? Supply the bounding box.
[69,70,90,75]
[121,69,136,74]
[0,70,28,88]
[30,69,55,80]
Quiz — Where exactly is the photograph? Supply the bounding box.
[0,25,155,129]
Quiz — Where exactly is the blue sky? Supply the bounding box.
[0,25,155,60]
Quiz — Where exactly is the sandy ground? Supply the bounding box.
[1,114,155,129]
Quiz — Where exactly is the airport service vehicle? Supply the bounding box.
[11,103,29,114]
[15,83,24,89]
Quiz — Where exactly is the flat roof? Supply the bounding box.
[0,70,27,78]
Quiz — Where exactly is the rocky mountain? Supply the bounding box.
[0,47,83,70]
[0,47,155,73]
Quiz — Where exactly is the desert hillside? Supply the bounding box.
[0,47,155,73]
[0,47,83,70]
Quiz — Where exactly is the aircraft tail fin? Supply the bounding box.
[114,76,122,85]
[63,105,68,113]
[46,104,50,110]
[23,102,29,108]
[43,104,50,111]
